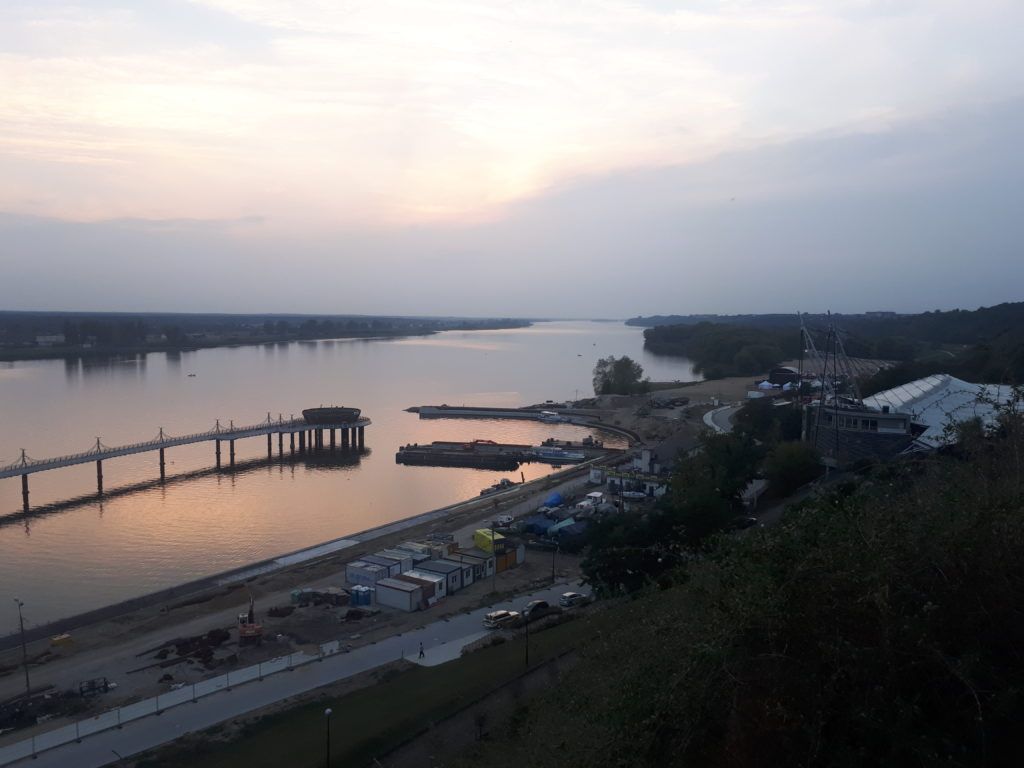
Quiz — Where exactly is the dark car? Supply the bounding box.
[522,599,551,620]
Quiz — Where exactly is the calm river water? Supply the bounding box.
[0,321,695,634]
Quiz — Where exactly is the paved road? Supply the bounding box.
[3,582,585,768]
[703,405,740,434]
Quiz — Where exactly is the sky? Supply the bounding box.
[0,0,1022,317]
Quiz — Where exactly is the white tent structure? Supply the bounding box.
[863,374,1020,450]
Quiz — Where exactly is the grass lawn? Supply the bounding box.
[135,614,595,768]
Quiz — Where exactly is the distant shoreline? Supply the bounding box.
[0,323,532,364]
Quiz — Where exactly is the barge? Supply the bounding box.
[395,439,598,470]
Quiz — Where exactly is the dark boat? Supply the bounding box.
[302,406,362,424]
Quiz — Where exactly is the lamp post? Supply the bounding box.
[324,707,333,767]
[524,613,530,669]
[13,598,29,699]
[551,543,559,583]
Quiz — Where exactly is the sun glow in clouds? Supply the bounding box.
[0,1,1021,228]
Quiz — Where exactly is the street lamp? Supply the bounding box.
[13,598,30,699]
[324,707,333,768]
[524,613,530,669]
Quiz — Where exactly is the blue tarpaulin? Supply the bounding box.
[523,515,552,535]
[544,492,564,507]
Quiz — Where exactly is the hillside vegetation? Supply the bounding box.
[643,322,801,378]
[453,403,1024,767]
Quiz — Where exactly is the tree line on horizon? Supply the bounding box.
[637,301,1024,386]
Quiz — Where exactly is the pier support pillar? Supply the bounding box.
[290,432,295,454]
[330,429,336,449]
[299,431,306,452]
[21,474,29,513]
[341,428,349,448]
[278,432,284,457]
[229,440,236,466]
[159,448,166,482]
[357,426,365,449]
[96,460,104,495]
[215,440,221,467]
[267,433,272,458]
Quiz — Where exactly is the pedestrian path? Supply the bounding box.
[0,583,582,767]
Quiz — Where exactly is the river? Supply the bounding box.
[0,321,695,634]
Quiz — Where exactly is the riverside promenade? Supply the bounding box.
[0,582,584,768]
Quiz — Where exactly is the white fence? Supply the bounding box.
[0,639,343,765]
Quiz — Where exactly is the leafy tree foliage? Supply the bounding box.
[763,441,822,495]
[581,432,761,594]
[734,398,804,444]
[591,355,649,395]
[456,405,1024,768]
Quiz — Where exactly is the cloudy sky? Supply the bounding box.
[1,0,1021,317]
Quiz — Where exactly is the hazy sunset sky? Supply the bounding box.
[1,1,1022,316]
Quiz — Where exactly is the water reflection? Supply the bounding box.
[2,447,369,528]
[78,353,148,379]
[0,321,697,632]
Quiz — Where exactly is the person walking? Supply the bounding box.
[418,642,425,659]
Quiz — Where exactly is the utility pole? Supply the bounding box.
[324,707,333,767]
[524,613,530,669]
[491,513,497,593]
[13,598,30,698]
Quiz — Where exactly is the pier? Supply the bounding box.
[1,412,370,513]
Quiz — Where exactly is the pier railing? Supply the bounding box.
[0,414,370,480]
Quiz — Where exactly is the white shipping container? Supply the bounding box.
[374,578,422,612]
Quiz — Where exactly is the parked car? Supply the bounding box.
[522,599,552,621]
[483,610,520,629]
[559,591,586,608]
[493,514,514,527]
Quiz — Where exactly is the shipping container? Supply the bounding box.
[418,560,463,593]
[454,548,495,579]
[374,578,422,612]
[440,558,475,588]
[403,569,447,600]
[473,529,507,554]
[376,549,414,572]
[361,554,403,577]
[395,573,435,601]
[346,561,388,587]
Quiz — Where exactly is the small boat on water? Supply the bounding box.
[302,406,362,424]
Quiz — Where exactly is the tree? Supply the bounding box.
[662,431,763,543]
[592,356,649,395]
[763,442,821,495]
